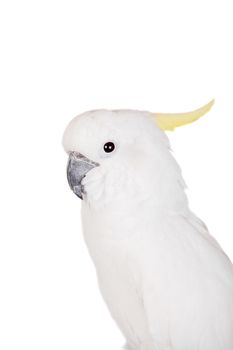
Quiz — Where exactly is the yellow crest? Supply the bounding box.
[155,100,214,131]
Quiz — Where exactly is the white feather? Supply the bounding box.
[63,109,233,350]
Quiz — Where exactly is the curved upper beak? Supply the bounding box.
[67,152,99,199]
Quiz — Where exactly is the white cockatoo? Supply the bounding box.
[63,100,233,350]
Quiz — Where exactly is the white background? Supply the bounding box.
[0,1,233,349]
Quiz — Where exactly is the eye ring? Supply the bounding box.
[103,141,115,153]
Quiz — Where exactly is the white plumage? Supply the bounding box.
[63,107,233,350]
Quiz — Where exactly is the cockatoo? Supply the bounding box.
[62,100,233,350]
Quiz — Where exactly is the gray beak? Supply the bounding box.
[67,152,99,199]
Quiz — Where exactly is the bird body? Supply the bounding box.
[63,103,233,349]
[81,177,233,350]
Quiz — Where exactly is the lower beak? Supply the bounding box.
[67,152,99,199]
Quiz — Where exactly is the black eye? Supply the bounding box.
[103,142,115,153]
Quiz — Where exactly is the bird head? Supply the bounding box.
[62,101,214,208]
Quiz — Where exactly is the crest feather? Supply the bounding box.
[155,100,214,131]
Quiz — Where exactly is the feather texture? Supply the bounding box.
[63,108,233,350]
